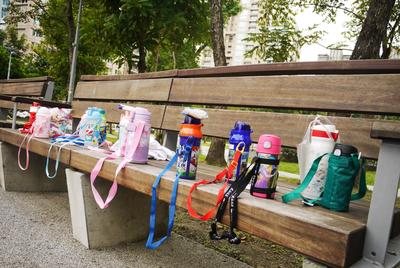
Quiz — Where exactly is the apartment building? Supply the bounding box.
[0,0,9,30]
[0,0,43,45]
[199,0,268,67]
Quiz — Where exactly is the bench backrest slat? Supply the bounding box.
[161,106,382,159]
[73,61,400,160]
[72,101,166,128]
[0,81,47,96]
[170,74,400,115]
[74,79,172,101]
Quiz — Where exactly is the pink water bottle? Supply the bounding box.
[250,135,282,199]
[125,107,151,163]
[33,107,51,138]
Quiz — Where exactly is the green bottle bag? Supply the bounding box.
[282,144,367,212]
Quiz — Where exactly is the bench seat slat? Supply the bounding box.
[71,101,166,128]
[162,106,390,159]
[0,129,71,164]
[74,78,172,102]
[170,74,400,115]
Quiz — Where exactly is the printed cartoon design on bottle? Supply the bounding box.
[176,108,207,180]
[250,135,282,199]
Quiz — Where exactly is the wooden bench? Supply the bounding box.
[0,76,57,128]
[0,60,399,267]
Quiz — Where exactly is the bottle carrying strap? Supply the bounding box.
[45,128,85,179]
[45,140,74,179]
[351,156,367,201]
[187,142,245,221]
[146,137,194,250]
[17,131,35,171]
[89,121,145,209]
[210,158,259,244]
[282,154,327,204]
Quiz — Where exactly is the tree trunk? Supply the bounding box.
[350,0,395,59]
[205,0,227,167]
[138,43,146,73]
[210,0,227,66]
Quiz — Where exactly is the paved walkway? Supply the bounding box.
[0,190,249,268]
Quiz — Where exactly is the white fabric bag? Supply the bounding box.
[298,115,339,182]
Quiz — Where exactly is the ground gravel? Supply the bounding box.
[0,190,250,268]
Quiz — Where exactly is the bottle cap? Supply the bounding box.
[333,143,358,156]
[233,121,251,131]
[256,134,281,155]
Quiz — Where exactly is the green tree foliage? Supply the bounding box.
[0,26,32,79]
[245,1,324,62]
[36,0,111,99]
[7,0,112,99]
[247,0,400,62]
[103,0,211,73]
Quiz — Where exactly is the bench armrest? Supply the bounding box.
[371,121,400,141]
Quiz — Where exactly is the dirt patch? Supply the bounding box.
[174,208,303,268]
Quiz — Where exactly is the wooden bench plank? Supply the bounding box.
[0,128,71,164]
[177,59,400,77]
[80,70,178,81]
[80,60,400,81]
[74,78,173,101]
[0,76,52,83]
[371,121,400,140]
[0,82,46,96]
[162,106,389,159]
[169,74,400,115]
[0,100,31,110]
[71,101,166,128]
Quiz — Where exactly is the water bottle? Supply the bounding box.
[176,114,203,180]
[127,107,151,164]
[21,102,40,134]
[98,108,107,145]
[228,121,252,182]
[33,107,51,138]
[84,108,104,147]
[300,124,339,182]
[250,135,282,199]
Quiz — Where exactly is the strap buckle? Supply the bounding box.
[230,160,238,169]
[236,141,246,154]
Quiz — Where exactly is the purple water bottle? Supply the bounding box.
[228,121,252,182]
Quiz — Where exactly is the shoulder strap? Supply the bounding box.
[146,137,194,249]
[282,154,326,204]
[17,131,35,171]
[210,159,258,243]
[187,144,244,221]
[89,121,145,209]
[46,140,75,179]
[351,156,367,201]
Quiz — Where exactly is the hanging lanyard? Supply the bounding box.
[89,121,145,209]
[210,157,261,244]
[187,142,245,221]
[146,137,195,249]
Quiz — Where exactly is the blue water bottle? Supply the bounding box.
[228,121,252,182]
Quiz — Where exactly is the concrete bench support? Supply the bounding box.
[66,168,168,249]
[0,142,67,192]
